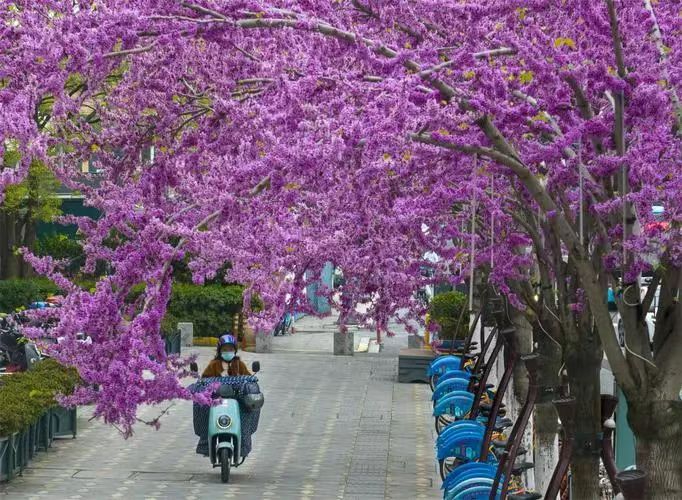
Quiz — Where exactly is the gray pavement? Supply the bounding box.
[1,315,440,499]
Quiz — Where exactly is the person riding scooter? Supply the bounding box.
[202,333,251,378]
[192,332,262,473]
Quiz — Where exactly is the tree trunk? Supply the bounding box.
[20,216,36,277]
[536,403,560,498]
[629,399,682,499]
[533,318,562,496]
[0,211,7,278]
[565,339,602,500]
[1,211,20,279]
[507,311,535,488]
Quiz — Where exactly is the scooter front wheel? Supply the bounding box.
[220,448,231,483]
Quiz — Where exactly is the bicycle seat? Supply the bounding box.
[512,462,535,475]
[481,408,507,419]
[493,421,513,432]
[508,493,542,500]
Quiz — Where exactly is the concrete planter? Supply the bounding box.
[255,332,272,353]
[50,406,77,439]
[0,435,10,482]
[178,322,194,347]
[333,330,354,356]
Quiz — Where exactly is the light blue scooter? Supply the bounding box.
[191,361,264,483]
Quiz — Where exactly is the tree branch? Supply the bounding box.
[644,0,682,134]
[102,44,156,59]
[180,1,229,21]
[641,269,661,315]
[605,0,627,78]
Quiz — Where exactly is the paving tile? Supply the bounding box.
[1,321,440,499]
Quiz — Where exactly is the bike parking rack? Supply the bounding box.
[478,326,518,463]
[430,293,549,499]
[492,353,540,499]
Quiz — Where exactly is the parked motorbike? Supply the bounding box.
[0,314,42,373]
[273,313,293,336]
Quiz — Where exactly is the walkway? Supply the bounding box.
[1,316,440,499]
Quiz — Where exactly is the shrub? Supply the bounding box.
[0,278,60,313]
[167,283,245,338]
[35,234,85,273]
[0,359,80,436]
[428,291,469,340]
[129,283,251,338]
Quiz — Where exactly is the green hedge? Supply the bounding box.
[0,278,251,338]
[429,291,469,340]
[0,359,80,436]
[129,283,250,337]
[0,279,60,313]
[165,283,248,337]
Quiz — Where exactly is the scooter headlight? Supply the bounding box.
[217,415,232,429]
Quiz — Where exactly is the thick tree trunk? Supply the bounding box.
[20,216,36,277]
[1,212,20,279]
[533,319,562,496]
[506,311,535,488]
[629,399,682,499]
[565,339,602,500]
[536,403,560,498]
[0,212,6,278]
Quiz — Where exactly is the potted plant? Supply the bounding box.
[428,291,470,341]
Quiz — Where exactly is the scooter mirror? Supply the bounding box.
[251,361,261,373]
[189,362,199,373]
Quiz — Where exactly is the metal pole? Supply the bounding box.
[469,159,478,338]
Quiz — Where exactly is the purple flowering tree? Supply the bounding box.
[2,1,681,495]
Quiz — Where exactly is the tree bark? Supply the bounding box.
[20,215,36,277]
[0,212,7,278]
[533,319,562,497]
[1,211,20,279]
[507,311,536,488]
[565,338,602,500]
[536,403,560,498]
[629,399,682,499]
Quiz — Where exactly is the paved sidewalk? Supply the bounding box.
[1,317,440,500]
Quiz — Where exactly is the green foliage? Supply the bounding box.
[0,279,60,313]
[2,160,61,223]
[129,283,251,337]
[35,234,85,273]
[0,359,80,436]
[429,291,469,340]
[165,283,246,337]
